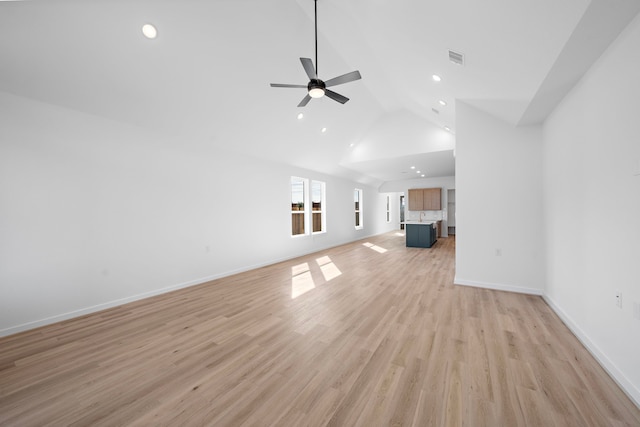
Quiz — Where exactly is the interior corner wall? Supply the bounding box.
[542,12,640,405]
[455,101,544,294]
[0,92,395,336]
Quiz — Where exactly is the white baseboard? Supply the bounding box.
[452,277,639,408]
[542,295,640,408]
[0,278,204,337]
[0,231,384,338]
[5,245,638,410]
[454,277,544,296]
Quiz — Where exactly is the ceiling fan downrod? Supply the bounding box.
[269,0,362,107]
[314,0,318,77]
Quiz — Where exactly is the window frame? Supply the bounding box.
[311,180,326,234]
[291,177,308,237]
[386,195,391,223]
[290,177,326,237]
[354,188,363,230]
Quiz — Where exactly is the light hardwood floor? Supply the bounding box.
[1,233,639,426]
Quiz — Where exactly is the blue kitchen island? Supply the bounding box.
[405,222,437,248]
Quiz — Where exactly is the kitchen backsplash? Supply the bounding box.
[406,210,444,221]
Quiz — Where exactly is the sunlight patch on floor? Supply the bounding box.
[363,242,388,253]
[317,256,342,282]
[291,263,315,299]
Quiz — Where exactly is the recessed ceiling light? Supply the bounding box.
[439,100,447,106]
[142,24,157,39]
[321,127,327,133]
[349,143,354,147]
[410,166,415,169]
[297,113,304,120]
[444,126,451,132]
[432,74,442,82]
[416,170,421,174]
[421,174,425,177]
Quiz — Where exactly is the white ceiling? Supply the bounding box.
[1,0,639,186]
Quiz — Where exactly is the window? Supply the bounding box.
[386,195,391,223]
[291,177,306,236]
[291,177,326,236]
[311,180,325,233]
[354,188,363,229]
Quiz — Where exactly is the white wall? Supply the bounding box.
[0,92,396,336]
[374,192,403,231]
[543,12,640,405]
[455,102,544,294]
[379,176,455,237]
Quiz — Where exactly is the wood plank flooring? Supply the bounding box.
[1,232,639,426]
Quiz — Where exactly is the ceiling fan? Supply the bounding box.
[270,0,362,107]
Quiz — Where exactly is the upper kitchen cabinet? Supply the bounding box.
[408,189,423,211]
[407,188,441,211]
[425,188,441,210]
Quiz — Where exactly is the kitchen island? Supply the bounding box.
[404,221,437,248]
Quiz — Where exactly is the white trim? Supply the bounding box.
[542,294,640,407]
[354,188,363,229]
[453,275,640,407]
[311,179,326,234]
[291,176,309,237]
[454,277,544,296]
[385,195,391,223]
[0,230,386,338]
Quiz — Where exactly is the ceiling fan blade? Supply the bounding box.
[325,89,349,104]
[300,58,317,80]
[324,70,362,88]
[270,83,307,88]
[298,94,312,107]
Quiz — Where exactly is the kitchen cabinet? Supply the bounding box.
[407,189,424,210]
[406,223,437,248]
[426,188,441,210]
[407,188,441,211]
[408,189,423,211]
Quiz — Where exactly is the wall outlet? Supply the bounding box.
[634,302,640,320]
[615,291,622,308]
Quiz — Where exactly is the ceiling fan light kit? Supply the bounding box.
[270,0,361,106]
[308,80,326,98]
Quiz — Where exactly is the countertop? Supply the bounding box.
[403,221,436,226]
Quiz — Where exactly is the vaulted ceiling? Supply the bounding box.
[1,0,638,186]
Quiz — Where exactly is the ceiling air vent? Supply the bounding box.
[448,49,464,66]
